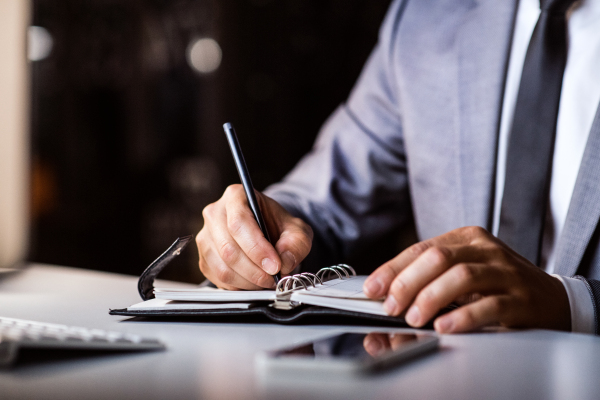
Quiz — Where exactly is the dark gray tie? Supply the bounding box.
[497,0,577,265]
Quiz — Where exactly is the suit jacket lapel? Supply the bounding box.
[456,0,519,229]
[554,105,600,277]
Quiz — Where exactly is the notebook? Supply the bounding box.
[110,236,450,326]
[134,275,386,316]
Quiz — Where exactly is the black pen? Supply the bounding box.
[223,122,280,284]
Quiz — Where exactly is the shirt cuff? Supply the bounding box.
[552,274,595,334]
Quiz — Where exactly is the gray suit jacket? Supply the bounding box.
[265,0,600,332]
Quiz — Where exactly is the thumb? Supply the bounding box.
[274,218,313,274]
[259,194,314,274]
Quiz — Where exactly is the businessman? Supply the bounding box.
[196,0,600,334]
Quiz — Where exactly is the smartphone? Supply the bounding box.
[257,332,439,375]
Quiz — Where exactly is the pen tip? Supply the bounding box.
[223,122,232,130]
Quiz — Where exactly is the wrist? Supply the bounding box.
[549,275,571,331]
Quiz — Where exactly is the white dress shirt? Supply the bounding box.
[493,0,600,333]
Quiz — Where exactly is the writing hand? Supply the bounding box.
[196,184,313,290]
[363,226,571,333]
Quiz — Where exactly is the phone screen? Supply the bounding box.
[271,332,432,362]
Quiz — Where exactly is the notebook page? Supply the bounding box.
[289,294,386,316]
[153,275,371,303]
[154,287,276,302]
[128,298,253,310]
[294,275,370,299]
[289,276,385,315]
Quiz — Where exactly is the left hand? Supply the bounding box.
[363,226,571,333]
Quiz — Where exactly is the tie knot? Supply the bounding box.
[540,0,578,14]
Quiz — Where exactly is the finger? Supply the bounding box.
[259,194,313,275]
[198,233,258,290]
[433,295,513,333]
[207,214,276,289]
[363,333,391,357]
[273,217,313,274]
[199,233,270,290]
[406,263,508,327]
[383,245,478,317]
[210,225,275,289]
[364,227,492,299]
[364,241,433,298]
[364,240,464,299]
[198,240,239,291]
[388,333,418,351]
[225,187,282,276]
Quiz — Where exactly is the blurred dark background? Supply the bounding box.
[28,0,392,282]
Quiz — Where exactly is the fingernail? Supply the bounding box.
[435,316,454,333]
[364,277,383,297]
[383,295,399,316]
[364,337,383,355]
[281,251,296,272]
[405,306,421,326]
[261,258,278,275]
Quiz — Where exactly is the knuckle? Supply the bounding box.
[470,226,487,236]
[463,226,488,239]
[195,230,203,246]
[491,246,510,264]
[202,203,215,220]
[250,269,271,287]
[223,184,234,196]
[491,296,508,315]
[425,246,451,265]
[245,240,263,260]
[408,241,430,257]
[516,288,533,304]
[227,214,245,237]
[417,287,437,308]
[224,184,243,198]
[390,275,408,294]
[453,263,476,282]
[218,240,239,265]
[461,308,476,327]
[215,265,235,285]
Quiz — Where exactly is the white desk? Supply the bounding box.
[1,264,600,399]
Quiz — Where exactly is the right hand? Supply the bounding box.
[363,332,418,357]
[196,184,313,290]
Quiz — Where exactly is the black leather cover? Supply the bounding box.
[138,236,193,301]
[109,305,411,326]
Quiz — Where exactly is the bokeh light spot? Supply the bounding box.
[28,26,53,61]
[187,38,222,74]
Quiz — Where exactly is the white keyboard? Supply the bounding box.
[0,316,165,367]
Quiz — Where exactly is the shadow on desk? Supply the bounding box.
[1,348,151,375]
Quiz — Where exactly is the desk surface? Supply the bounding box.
[1,264,600,400]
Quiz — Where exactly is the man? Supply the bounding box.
[196,0,600,334]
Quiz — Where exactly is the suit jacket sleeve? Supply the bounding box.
[264,0,413,272]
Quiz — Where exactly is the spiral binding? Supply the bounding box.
[275,264,356,294]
